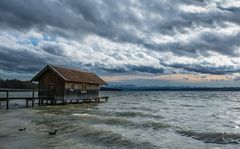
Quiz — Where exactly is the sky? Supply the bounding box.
[1,0,240,87]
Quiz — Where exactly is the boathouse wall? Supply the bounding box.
[64,82,100,100]
[38,69,65,100]
[31,65,107,101]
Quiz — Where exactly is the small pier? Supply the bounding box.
[0,89,109,110]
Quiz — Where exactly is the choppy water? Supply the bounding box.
[1,91,240,149]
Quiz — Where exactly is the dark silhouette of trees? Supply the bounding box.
[0,78,37,89]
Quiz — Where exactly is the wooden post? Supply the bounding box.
[38,98,41,106]
[6,90,9,109]
[26,99,29,107]
[32,91,35,107]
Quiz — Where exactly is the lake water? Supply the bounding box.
[1,91,240,149]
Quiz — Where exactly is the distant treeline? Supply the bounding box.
[0,78,37,89]
[103,85,240,91]
[124,87,240,91]
[100,87,123,91]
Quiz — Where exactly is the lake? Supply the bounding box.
[1,91,240,149]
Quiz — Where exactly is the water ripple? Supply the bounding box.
[177,130,240,144]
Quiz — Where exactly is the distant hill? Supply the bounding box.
[100,87,122,91]
[0,78,37,89]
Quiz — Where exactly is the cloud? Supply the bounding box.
[0,0,240,84]
[0,46,46,73]
[164,63,240,75]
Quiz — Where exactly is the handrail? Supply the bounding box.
[0,89,48,92]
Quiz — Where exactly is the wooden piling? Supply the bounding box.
[26,99,29,107]
[38,98,41,106]
[6,90,9,109]
[32,91,35,107]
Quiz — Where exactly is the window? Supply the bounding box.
[81,84,87,93]
[82,84,86,91]
[70,84,74,89]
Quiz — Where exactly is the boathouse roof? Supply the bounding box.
[31,65,107,85]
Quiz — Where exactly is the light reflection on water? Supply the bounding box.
[1,91,240,149]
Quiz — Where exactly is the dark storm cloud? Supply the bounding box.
[41,44,65,56]
[101,65,164,74]
[163,63,240,75]
[158,31,240,57]
[0,46,47,73]
[0,0,236,47]
[234,77,240,81]
[0,0,240,76]
[0,45,87,75]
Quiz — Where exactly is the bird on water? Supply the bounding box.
[18,128,26,131]
[48,130,57,135]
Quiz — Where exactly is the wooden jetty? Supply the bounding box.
[0,89,109,109]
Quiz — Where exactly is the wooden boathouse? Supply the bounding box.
[0,65,108,109]
[31,65,108,102]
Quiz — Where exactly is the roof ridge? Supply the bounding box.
[50,65,89,73]
[48,65,68,81]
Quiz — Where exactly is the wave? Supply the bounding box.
[179,104,205,108]
[115,111,146,117]
[72,113,97,118]
[99,117,171,130]
[128,107,156,112]
[141,121,170,129]
[72,112,170,130]
[232,107,240,110]
[177,130,240,144]
[62,124,157,149]
[114,111,164,119]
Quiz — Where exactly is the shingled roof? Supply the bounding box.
[31,65,107,85]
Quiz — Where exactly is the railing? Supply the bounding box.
[0,89,51,109]
[0,89,109,110]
